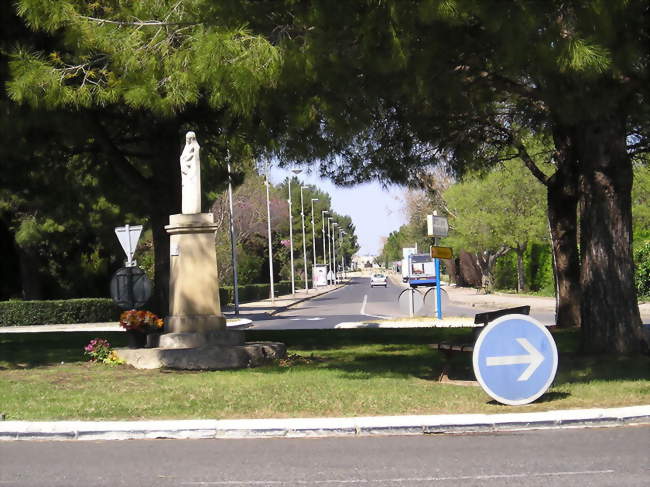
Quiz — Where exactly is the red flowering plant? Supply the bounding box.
[119,310,164,333]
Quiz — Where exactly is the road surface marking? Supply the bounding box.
[360,294,368,315]
[486,337,544,381]
[182,468,616,484]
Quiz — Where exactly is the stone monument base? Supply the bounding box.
[117,330,286,370]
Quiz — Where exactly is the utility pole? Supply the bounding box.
[311,198,319,273]
[340,230,346,280]
[321,210,329,267]
[264,162,275,303]
[300,185,310,292]
[227,161,239,315]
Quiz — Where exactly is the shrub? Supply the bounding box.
[635,241,650,298]
[0,298,121,327]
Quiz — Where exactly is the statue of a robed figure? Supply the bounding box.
[180,131,201,214]
[116,130,285,370]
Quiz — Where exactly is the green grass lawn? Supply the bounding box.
[0,329,648,421]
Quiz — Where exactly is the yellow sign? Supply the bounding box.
[430,246,453,259]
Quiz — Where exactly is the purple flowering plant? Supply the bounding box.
[83,338,124,365]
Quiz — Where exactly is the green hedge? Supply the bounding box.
[0,298,121,327]
[220,280,309,306]
[2,279,316,326]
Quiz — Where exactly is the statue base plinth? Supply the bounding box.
[165,315,226,334]
[116,338,286,370]
[165,213,224,330]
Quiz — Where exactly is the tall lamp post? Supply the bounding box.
[227,161,239,315]
[311,198,319,270]
[339,230,346,280]
[321,210,329,267]
[332,222,338,284]
[327,217,334,284]
[264,162,275,303]
[299,185,310,292]
[288,169,303,295]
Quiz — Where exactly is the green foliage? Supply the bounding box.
[219,280,308,306]
[633,165,650,246]
[635,241,650,298]
[9,0,281,116]
[526,242,555,293]
[0,298,120,327]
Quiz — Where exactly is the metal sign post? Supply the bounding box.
[114,224,143,267]
[427,214,449,320]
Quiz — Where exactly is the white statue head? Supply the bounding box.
[186,131,196,144]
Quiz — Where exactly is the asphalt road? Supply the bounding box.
[2,426,648,486]
[250,276,556,329]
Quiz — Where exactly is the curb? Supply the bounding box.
[1,405,649,441]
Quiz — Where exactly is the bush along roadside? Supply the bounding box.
[0,298,121,327]
[1,279,313,326]
[219,280,309,306]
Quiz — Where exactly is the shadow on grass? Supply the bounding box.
[486,391,571,407]
[0,332,127,368]
[2,328,648,386]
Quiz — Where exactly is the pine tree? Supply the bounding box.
[6,1,281,312]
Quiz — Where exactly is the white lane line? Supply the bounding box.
[358,294,392,320]
[360,294,368,315]
[182,468,616,485]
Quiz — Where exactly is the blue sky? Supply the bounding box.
[269,166,407,255]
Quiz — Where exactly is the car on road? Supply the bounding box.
[370,273,388,287]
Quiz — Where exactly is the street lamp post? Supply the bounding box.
[327,217,333,283]
[299,185,310,292]
[311,198,319,271]
[264,162,275,303]
[332,222,338,284]
[227,162,239,315]
[321,210,329,267]
[340,230,346,280]
[288,169,303,295]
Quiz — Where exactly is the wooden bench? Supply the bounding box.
[431,305,531,381]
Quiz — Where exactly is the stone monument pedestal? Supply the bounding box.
[117,212,285,370]
[166,213,226,333]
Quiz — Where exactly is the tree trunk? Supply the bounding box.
[576,117,643,353]
[546,139,582,329]
[148,123,183,316]
[17,246,43,300]
[515,243,526,293]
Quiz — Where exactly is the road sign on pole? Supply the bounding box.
[115,224,143,267]
[472,314,558,405]
[430,246,453,260]
[427,215,449,238]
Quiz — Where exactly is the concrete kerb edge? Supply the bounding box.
[2,405,649,441]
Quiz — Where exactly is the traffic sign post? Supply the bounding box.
[109,266,153,310]
[472,314,558,406]
[114,224,143,267]
[430,246,453,260]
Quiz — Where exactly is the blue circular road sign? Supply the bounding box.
[472,314,558,406]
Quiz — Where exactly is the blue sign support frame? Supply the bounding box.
[435,258,442,319]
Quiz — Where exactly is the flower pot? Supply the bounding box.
[125,329,147,349]
[146,332,162,348]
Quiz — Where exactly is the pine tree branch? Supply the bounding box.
[78,16,199,27]
[484,73,543,101]
[87,114,153,198]
[509,134,549,186]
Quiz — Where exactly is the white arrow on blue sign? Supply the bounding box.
[472,314,558,406]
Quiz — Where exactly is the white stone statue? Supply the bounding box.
[180,131,201,214]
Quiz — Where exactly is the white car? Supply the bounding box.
[370,273,388,287]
